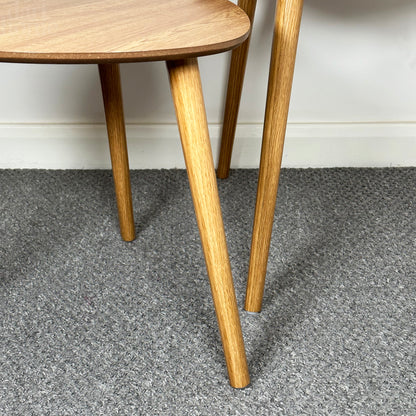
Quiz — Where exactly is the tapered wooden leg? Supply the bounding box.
[99,63,135,242]
[167,58,250,388]
[245,0,303,312]
[217,0,258,179]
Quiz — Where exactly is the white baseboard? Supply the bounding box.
[0,122,415,169]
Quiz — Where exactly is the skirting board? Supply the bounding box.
[0,122,415,169]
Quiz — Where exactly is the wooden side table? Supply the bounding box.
[0,0,251,388]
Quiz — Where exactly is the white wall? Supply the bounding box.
[1,0,415,168]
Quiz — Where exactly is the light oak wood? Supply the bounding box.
[167,58,250,389]
[99,63,135,242]
[0,0,250,63]
[217,0,257,179]
[0,0,252,386]
[245,0,303,312]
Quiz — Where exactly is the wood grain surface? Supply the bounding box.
[99,63,135,242]
[168,58,250,388]
[217,0,258,179]
[0,0,250,63]
[245,0,303,312]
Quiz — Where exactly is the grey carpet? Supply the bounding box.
[1,168,415,415]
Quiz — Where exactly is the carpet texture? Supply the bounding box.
[1,168,415,415]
